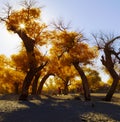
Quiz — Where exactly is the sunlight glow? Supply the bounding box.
[19,23,25,29]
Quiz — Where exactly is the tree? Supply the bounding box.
[50,22,98,100]
[93,33,120,101]
[11,44,48,95]
[56,65,77,95]
[0,55,25,93]
[85,68,101,92]
[70,42,97,100]
[37,72,54,95]
[0,0,48,100]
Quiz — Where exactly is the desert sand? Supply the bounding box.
[0,93,120,122]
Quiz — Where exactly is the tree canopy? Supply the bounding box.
[0,0,119,101]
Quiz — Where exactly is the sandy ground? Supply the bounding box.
[0,93,120,122]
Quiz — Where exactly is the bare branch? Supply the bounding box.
[111,50,120,61]
[0,2,13,22]
[0,17,7,22]
[101,55,106,66]
[106,36,120,48]
[52,19,70,31]
[92,34,104,49]
[35,61,48,73]
[20,0,37,9]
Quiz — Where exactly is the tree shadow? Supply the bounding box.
[0,94,120,122]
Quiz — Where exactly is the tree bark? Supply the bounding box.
[37,73,53,95]
[104,62,119,101]
[19,63,47,100]
[31,72,40,95]
[105,76,119,101]
[19,69,36,100]
[73,62,91,101]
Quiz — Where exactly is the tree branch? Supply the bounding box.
[106,36,120,48]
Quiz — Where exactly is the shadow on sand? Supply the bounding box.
[0,94,120,122]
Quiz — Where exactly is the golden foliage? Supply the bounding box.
[7,8,40,29]
[6,7,47,45]
[0,55,25,93]
[69,43,98,63]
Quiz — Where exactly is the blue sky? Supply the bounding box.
[0,0,120,57]
[1,0,118,81]
[41,0,120,34]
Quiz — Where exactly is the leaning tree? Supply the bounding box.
[0,0,48,100]
[50,21,98,100]
[93,33,120,101]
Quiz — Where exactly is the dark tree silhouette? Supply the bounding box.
[73,62,91,100]
[37,73,54,95]
[93,34,120,101]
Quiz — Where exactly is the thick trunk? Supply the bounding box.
[6,27,46,100]
[17,31,37,100]
[31,72,40,95]
[19,63,47,100]
[101,49,120,101]
[17,31,37,69]
[105,68,119,101]
[37,73,53,95]
[19,69,36,100]
[73,62,91,101]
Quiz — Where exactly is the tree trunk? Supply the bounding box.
[73,62,91,101]
[19,63,47,100]
[19,69,36,100]
[31,72,40,95]
[63,81,69,95]
[105,68,119,101]
[5,26,46,100]
[101,49,120,101]
[63,77,70,95]
[37,73,53,95]
[14,82,20,94]
[17,31,38,100]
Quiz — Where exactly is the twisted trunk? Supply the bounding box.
[16,31,48,100]
[37,73,54,95]
[73,62,91,101]
[101,49,119,101]
[14,31,37,100]
[19,69,36,100]
[105,70,119,101]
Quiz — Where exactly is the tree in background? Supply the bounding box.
[85,68,102,92]
[0,55,25,93]
[50,21,98,100]
[70,42,98,100]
